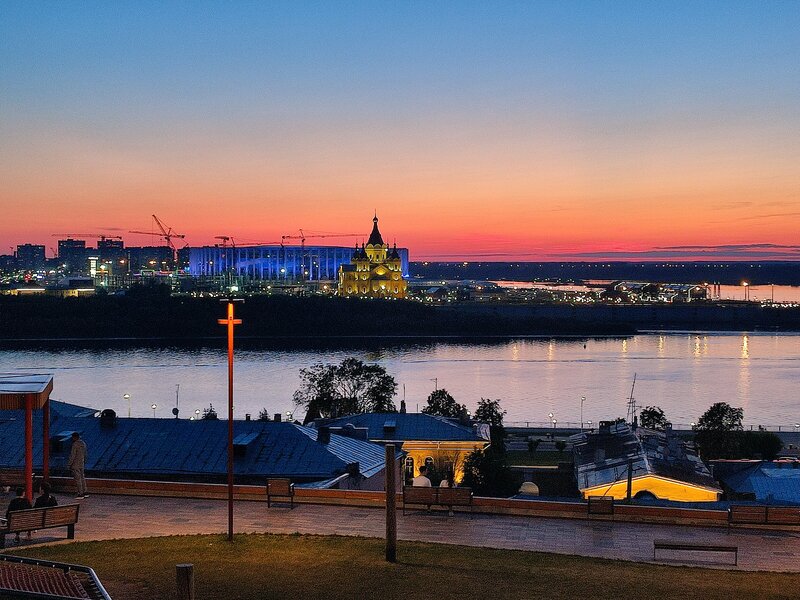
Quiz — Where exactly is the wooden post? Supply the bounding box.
[42,398,50,481]
[385,444,397,563]
[176,564,194,600]
[626,458,633,502]
[24,394,33,500]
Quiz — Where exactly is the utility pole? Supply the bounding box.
[218,299,243,542]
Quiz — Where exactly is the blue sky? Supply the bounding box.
[1,1,799,259]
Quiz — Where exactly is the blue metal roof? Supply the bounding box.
[319,413,485,442]
[721,462,800,505]
[0,408,393,484]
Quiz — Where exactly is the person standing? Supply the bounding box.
[68,432,88,499]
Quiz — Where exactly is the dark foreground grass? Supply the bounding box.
[12,534,800,600]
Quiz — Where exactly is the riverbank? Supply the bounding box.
[2,295,800,345]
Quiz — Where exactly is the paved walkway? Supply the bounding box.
[6,495,800,572]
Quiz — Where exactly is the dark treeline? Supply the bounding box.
[0,291,632,342]
[412,261,800,286]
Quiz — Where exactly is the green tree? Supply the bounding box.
[697,402,744,432]
[694,402,744,459]
[474,398,506,426]
[421,389,465,418]
[461,448,521,498]
[527,439,541,454]
[639,406,669,430]
[740,431,783,460]
[201,403,218,420]
[294,358,397,423]
[257,408,271,421]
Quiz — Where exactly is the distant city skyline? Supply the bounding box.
[1,2,799,260]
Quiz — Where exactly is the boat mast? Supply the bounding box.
[626,373,637,425]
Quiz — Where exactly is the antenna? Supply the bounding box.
[626,373,637,425]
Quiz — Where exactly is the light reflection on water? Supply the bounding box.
[1,333,799,427]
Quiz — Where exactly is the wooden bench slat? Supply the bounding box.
[402,487,473,515]
[653,540,738,565]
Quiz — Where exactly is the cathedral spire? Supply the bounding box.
[367,213,384,246]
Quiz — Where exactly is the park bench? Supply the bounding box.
[728,505,800,527]
[266,478,295,509]
[653,539,738,565]
[587,495,615,518]
[728,505,767,525]
[0,504,80,548]
[402,486,473,516]
[766,506,800,525]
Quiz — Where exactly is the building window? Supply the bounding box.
[405,456,415,480]
[424,456,434,470]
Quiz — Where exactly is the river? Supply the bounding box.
[1,333,798,429]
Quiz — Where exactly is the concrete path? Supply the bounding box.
[7,494,800,572]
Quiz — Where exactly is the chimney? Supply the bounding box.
[400,400,406,414]
[346,462,360,477]
[318,426,330,444]
[274,413,282,422]
[245,413,251,421]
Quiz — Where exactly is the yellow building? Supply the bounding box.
[338,215,407,299]
[574,421,722,502]
[318,413,490,484]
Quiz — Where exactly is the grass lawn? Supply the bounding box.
[506,450,572,466]
[11,534,800,600]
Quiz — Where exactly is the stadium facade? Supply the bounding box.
[187,244,410,282]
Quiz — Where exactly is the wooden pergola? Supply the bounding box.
[0,373,53,500]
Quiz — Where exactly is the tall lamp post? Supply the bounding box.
[218,298,243,542]
[580,396,586,432]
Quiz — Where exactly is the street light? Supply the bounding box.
[218,298,243,543]
[580,396,586,431]
[123,394,131,418]
[151,404,157,418]
[587,420,593,430]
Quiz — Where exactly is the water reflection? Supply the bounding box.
[3,333,799,427]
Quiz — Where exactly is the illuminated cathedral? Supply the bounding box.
[338,215,407,299]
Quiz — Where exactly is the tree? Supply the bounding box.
[461,448,521,497]
[694,402,745,459]
[696,402,744,432]
[554,440,567,453]
[294,358,397,424]
[257,408,271,421]
[527,439,541,454]
[201,403,218,420]
[421,389,465,418]
[474,398,506,426]
[639,406,669,430]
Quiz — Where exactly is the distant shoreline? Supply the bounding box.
[1,294,799,348]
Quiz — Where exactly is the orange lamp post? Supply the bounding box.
[218,299,243,542]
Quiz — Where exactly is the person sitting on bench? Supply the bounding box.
[34,482,58,509]
[5,487,32,543]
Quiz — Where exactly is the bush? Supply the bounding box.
[527,439,541,454]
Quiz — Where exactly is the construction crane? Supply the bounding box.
[128,214,186,258]
[52,233,123,241]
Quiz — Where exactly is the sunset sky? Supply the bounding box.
[1,2,799,260]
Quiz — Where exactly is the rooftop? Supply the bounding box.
[317,412,488,443]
